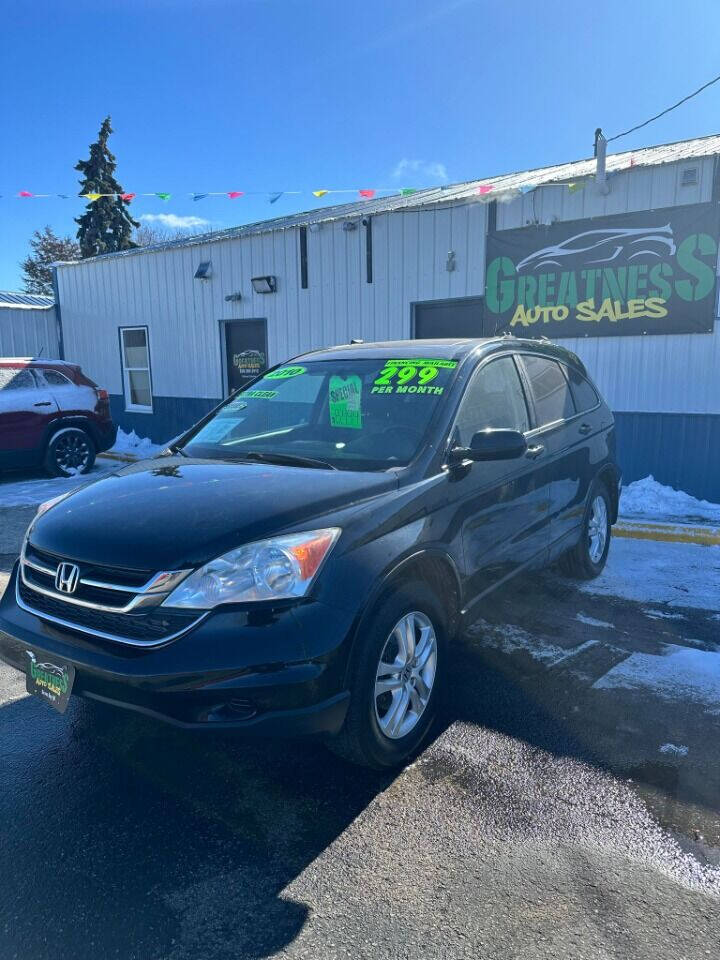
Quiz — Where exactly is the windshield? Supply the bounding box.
[181,357,458,470]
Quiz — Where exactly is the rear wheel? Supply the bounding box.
[45,427,96,477]
[560,481,611,579]
[328,581,447,769]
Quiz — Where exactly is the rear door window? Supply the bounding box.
[521,355,575,427]
[563,365,599,413]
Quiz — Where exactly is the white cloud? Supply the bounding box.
[139,214,211,229]
[391,159,449,184]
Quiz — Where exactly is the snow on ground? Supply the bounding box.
[576,613,614,629]
[594,644,720,708]
[0,462,118,507]
[579,537,720,611]
[660,743,689,756]
[109,427,164,458]
[620,475,720,524]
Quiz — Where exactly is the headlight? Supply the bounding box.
[162,528,341,609]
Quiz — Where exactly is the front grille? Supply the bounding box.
[23,564,135,609]
[25,543,152,589]
[19,541,198,646]
[18,579,199,642]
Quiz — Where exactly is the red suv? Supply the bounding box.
[0,358,117,477]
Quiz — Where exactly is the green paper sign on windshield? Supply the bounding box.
[329,375,362,429]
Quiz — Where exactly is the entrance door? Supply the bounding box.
[413,297,487,339]
[224,320,268,394]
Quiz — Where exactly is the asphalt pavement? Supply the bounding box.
[0,496,718,960]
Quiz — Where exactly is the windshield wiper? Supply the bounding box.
[166,443,188,457]
[239,450,337,470]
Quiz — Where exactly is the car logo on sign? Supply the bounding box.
[55,562,80,595]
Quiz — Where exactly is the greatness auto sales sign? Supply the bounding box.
[485,203,720,337]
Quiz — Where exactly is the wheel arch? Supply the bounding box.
[341,548,462,689]
[595,463,621,523]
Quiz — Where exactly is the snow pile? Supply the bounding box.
[0,463,116,507]
[620,475,720,524]
[109,428,163,459]
[594,644,720,708]
[659,743,689,756]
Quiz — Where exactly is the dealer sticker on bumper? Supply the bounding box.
[25,650,75,714]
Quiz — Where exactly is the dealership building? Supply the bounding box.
[53,133,720,500]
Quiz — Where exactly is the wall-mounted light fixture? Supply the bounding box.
[342,220,358,232]
[446,250,456,272]
[194,260,212,280]
[251,275,277,294]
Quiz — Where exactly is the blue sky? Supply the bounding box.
[1,0,720,289]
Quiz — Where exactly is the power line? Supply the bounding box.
[607,70,720,143]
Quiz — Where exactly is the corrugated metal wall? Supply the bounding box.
[56,201,487,400]
[0,306,59,358]
[54,155,720,497]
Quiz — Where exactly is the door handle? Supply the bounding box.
[578,422,592,435]
[33,401,52,407]
[526,443,545,459]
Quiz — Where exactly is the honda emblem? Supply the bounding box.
[55,562,80,595]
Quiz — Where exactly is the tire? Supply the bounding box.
[327,580,447,769]
[560,480,612,580]
[44,427,96,478]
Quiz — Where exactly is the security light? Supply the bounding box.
[194,261,212,280]
[251,276,277,294]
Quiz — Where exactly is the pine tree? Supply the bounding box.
[20,226,81,295]
[75,116,139,258]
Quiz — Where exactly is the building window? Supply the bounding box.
[119,326,153,412]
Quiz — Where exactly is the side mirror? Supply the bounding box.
[451,428,527,463]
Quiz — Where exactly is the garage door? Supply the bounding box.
[413,297,488,339]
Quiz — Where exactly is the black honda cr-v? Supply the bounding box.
[0,337,620,768]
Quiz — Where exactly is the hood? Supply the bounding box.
[29,457,398,571]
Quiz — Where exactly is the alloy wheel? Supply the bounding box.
[374,611,438,740]
[588,494,608,563]
[54,432,91,474]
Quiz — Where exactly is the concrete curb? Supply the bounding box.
[614,519,720,546]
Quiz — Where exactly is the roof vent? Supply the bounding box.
[681,166,698,187]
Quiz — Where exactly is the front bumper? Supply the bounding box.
[0,563,353,735]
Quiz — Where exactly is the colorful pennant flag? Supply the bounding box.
[359,189,376,199]
[156,192,171,201]
[400,188,416,196]
[312,190,328,198]
[567,181,585,193]
[18,190,33,197]
[519,184,534,194]
[192,193,208,201]
[227,191,244,199]
[57,194,69,199]
[268,192,283,204]
[121,192,136,202]
[84,193,102,201]
[476,185,494,195]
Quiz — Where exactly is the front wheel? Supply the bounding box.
[560,481,612,579]
[328,582,447,769]
[45,427,96,477]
